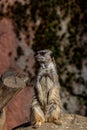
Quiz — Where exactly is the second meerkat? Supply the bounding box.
[30,50,62,128]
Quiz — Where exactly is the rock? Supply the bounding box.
[2,69,29,89]
[0,18,34,130]
[13,114,87,130]
[0,18,17,74]
[0,109,6,130]
[0,68,30,130]
[0,69,29,111]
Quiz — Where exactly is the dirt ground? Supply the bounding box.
[13,114,87,130]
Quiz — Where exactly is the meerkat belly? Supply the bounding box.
[40,76,53,105]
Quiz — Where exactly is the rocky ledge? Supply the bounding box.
[13,114,87,130]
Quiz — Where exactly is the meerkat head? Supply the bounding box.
[35,49,54,65]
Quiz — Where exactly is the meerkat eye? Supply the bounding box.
[40,52,45,55]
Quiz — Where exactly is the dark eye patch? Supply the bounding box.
[40,52,45,55]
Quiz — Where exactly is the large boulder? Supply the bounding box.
[0,18,34,130]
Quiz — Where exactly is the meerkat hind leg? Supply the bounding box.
[51,109,62,125]
[31,104,45,128]
[46,104,62,125]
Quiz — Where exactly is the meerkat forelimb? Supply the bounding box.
[30,95,45,128]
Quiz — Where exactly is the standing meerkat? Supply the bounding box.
[30,50,62,128]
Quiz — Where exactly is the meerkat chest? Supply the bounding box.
[39,71,54,107]
[40,71,54,93]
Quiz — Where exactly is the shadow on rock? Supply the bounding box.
[12,122,31,130]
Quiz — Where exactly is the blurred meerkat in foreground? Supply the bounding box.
[30,50,62,128]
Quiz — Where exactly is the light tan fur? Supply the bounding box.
[30,50,62,128]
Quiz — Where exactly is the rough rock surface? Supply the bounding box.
[0,18,34,130]
[13,114,87,130]
[0,18,17,74]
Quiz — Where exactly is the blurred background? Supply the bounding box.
[0,0,87,130]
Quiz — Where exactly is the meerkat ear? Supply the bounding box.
[52,57,55,63]
[50,52,56,66]
[50,51,54,60]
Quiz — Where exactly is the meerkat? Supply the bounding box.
[30,49,62,128]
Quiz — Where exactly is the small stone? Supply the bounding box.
[55,125,58,128]
[64,122,67,124]
[51,126,54,129]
